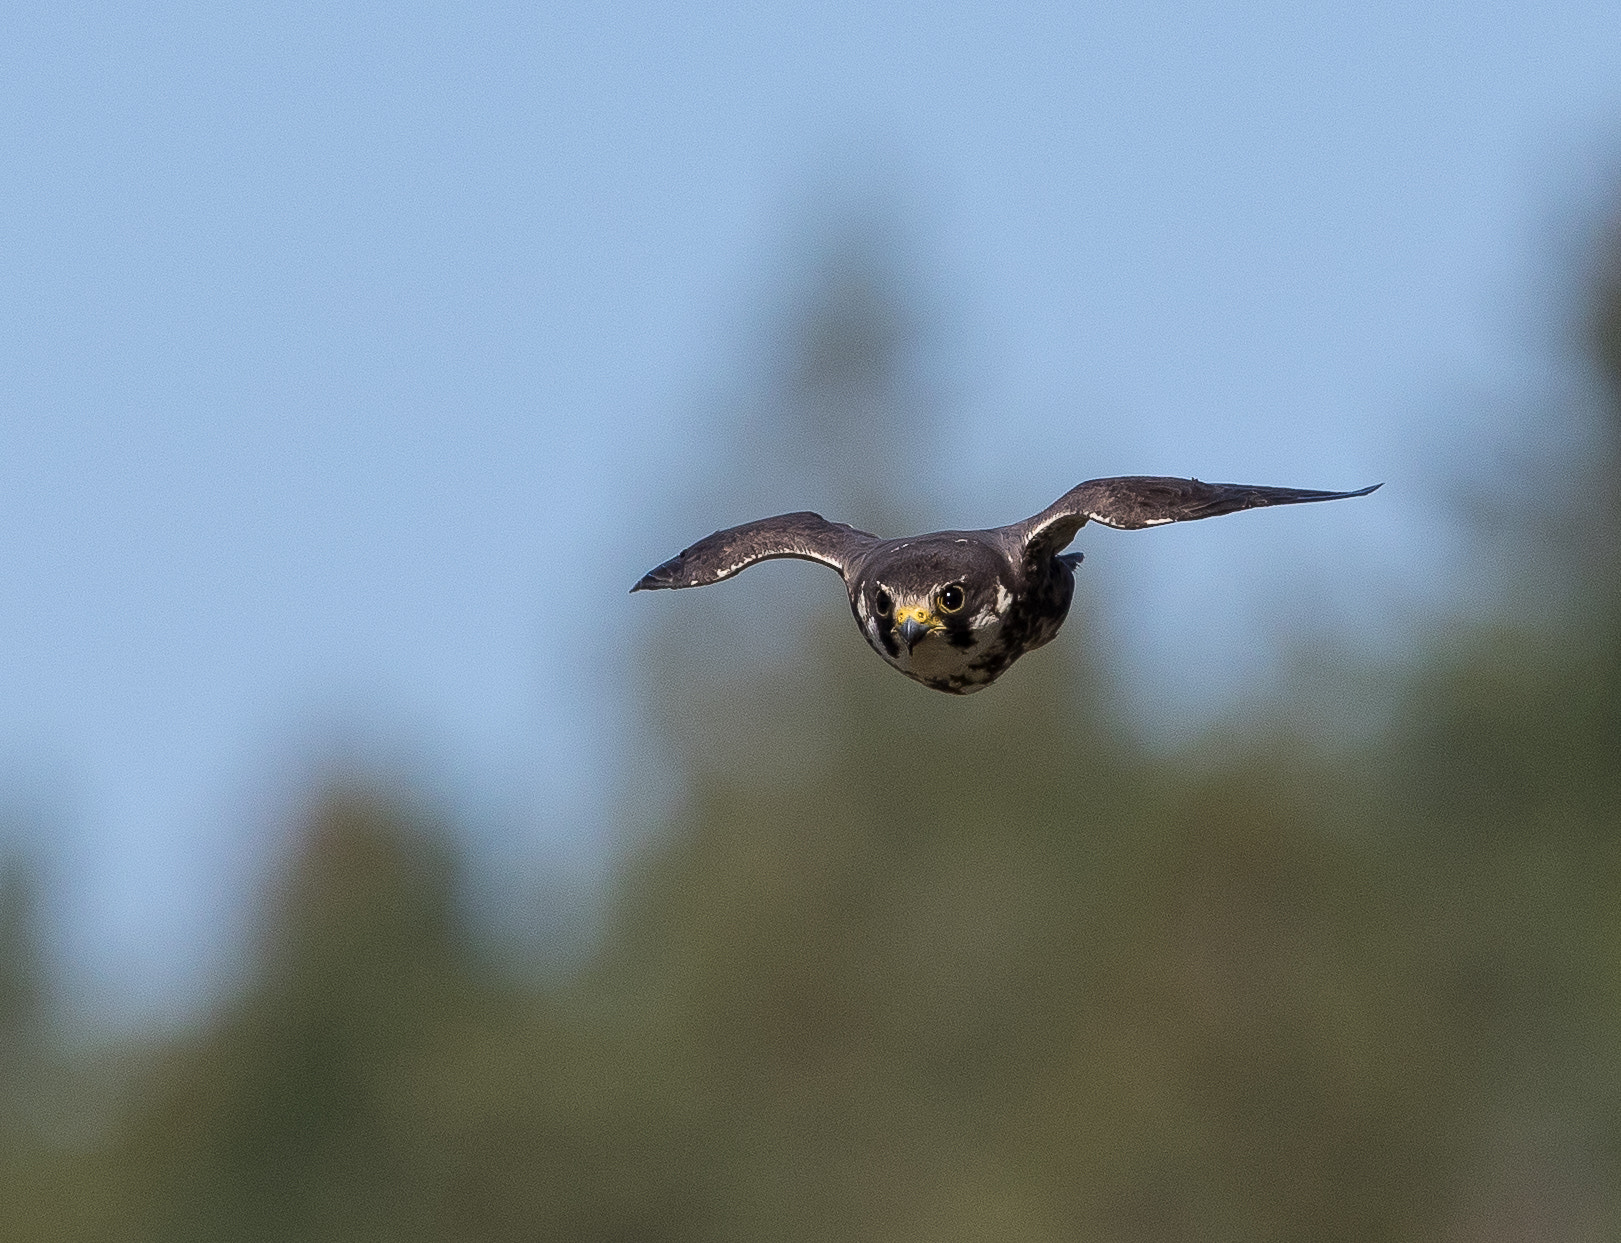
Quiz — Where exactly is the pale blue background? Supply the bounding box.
[4,2,1620,1025]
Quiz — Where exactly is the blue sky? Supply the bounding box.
[4,1,1621,1025]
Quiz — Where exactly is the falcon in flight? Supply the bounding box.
[633,476,1380,694]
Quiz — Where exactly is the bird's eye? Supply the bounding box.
[874,590,892,616]
[938,584,966,613]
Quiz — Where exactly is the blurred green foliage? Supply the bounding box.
[5,207,1621,1240]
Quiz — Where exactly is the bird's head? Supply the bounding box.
[854,537,1013,666]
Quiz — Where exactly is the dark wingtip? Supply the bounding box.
[630,556,682,593]
[1348,482,1383,498]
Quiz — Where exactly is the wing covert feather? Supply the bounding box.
[1017,476,1380,560]
[631,512,878,592]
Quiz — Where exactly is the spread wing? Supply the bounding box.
[631,511,879,592]
[1015,476,1381,561]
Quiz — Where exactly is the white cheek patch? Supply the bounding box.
[995,584,1013,612]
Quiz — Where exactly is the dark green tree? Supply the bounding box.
[616,217,1458,1240]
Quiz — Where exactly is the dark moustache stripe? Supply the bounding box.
[876,612,899,657]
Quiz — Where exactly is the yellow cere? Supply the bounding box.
[898,606,936,627]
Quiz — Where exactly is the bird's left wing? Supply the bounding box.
[1014,476,1381,562]
[632,511,879,592]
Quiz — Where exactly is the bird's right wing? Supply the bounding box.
[1014,476,1381,562]
[631,512,879,592]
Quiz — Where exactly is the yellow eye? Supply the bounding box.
[938,584,965,613]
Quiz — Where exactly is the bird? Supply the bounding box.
[632,475,1380,694]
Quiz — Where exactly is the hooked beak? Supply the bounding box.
[899,616,931,651]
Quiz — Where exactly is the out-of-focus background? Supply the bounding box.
[5,3,1621,1238]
